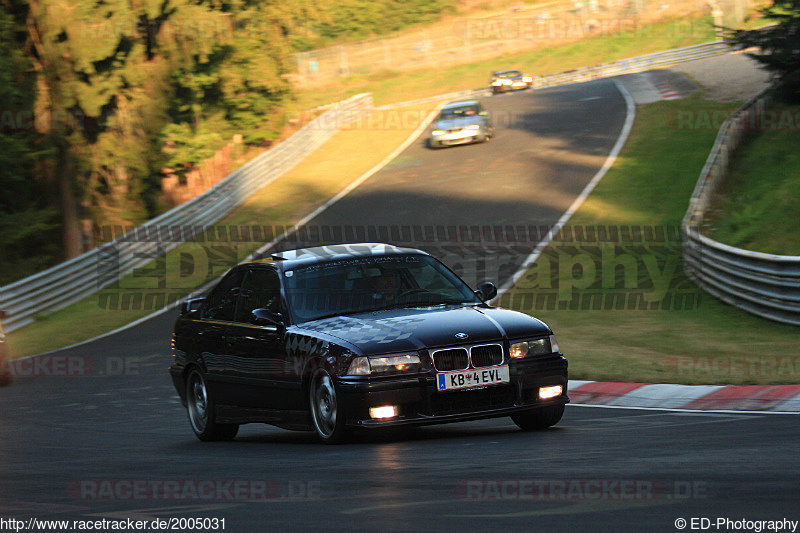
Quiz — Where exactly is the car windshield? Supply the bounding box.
[439,105,480,120]
[497,70,521,77]
[283,254,481,323]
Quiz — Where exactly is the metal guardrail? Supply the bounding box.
[530,41,730,88]
[0,93,373,333]
[681,91,800,326]
[377,41,730,109]
[0,41,740,333]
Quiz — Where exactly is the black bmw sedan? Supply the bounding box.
[169,243,568,444]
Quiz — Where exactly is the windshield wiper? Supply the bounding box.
[373,299,475,311]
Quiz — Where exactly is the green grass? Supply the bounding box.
[707,101,800,255]
[298,15,718,109]
[503,93,800,385]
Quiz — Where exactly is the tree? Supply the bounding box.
[0,5,60,283]
[726,0,800,100]
[4,0,458,277]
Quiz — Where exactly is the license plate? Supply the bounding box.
[437,365,510,391]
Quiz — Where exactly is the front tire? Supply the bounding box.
[309,367,349,444]
[511,404,565,430]
[186,368,239,441]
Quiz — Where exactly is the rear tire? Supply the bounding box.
[511,404,565,430]
[0,352,10,386]
[186,368,239,442]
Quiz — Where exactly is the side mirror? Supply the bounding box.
[181,297,205,315]
[251,308,284,328]
[474,282,498,302]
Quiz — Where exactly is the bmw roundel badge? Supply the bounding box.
[455,332,469,340]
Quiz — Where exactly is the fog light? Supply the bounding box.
[539,385,563,400]
[369,405,398,419]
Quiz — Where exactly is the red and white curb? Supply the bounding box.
[645,71,682,100]
[568,381,800,412]
[652,79,681,100]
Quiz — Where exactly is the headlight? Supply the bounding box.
[491,80,502,86]
[509,335,559,358]
[466,124,481,130]
[347,354,422,375]
[523,76,532,82]
[432,130,445,135]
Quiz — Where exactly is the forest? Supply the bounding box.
[0,0,453,284]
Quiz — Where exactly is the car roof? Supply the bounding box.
[442,100,480,109]
[258,243,430,270]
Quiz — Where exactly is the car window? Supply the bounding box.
[440,105,480,120]
[284,254,480,323]
[235,268,281,323]
[203,269,245,322]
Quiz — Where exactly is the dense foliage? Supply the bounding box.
[0,0,455,284]
[0,7,60,284]
[727,0,800,100]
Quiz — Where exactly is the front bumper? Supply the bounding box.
[430,129,484,147]
[338,355,568,428]
[492,80,530,92]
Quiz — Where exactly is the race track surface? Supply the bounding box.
[279,78,628,288]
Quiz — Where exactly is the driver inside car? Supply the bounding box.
[371,270,399,302]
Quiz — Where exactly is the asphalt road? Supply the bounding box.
[278,78,628,288]
[2,78,798,532]
[2,353,798,532]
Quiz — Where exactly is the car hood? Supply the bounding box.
[433,117,483,130]
[296,305,551,355]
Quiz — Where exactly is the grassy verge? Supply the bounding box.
[298,15,718,109]
[6,103,439,357]
[502,92,800,385]
[707,101,800,255]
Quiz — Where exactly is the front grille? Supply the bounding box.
[432,348,469,371]
[447,128,462,134]
[431,344,504,371]
[470,344,503,367]
[430,385,515,416]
